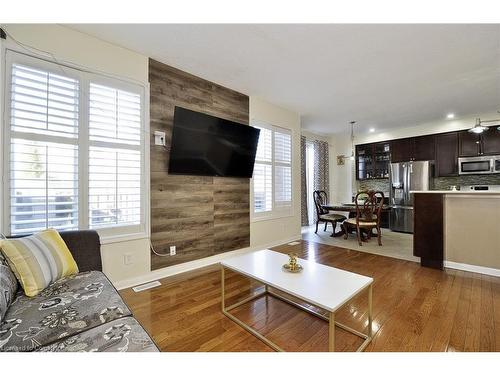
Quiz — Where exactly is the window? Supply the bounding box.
[252,123,292,219]
[88,83,142,229]
[3,51,146,239]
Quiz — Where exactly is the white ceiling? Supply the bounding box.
[69,24,500,135]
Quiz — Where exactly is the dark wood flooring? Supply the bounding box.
[119,240,500,351]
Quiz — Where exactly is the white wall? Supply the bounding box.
[329,133,355,204]
[250,97,302,246]
[0,24,151,285]
[329,111,500,201]
[3,24,148,84]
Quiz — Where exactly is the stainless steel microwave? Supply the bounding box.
[458,155,500,175]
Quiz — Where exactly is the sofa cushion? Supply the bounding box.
[36,317,158,352]
[0,270,131,352]
[1,229,79,297]
[0,253,18,322]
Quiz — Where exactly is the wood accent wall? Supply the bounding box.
[149,58,250,270]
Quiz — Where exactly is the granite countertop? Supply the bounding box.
[410,190,500,194]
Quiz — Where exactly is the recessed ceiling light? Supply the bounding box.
[446,113,455,119]
[369,128,375,133]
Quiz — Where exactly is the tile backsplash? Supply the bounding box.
[432,174,500,190]
[354,174,500,196]
[356,179,390,194]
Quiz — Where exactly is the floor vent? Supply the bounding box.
[287,241,301,246]
[132,280,161,292]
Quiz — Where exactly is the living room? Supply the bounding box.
[1,1,500,374]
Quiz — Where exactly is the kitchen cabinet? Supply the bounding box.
[436,132,459,177]
[356,126,496,181]
[459,126,500,156]
[390,138,412,162]
[355,141,390,180]
[412,135,436,161]
[356,144,373,180]
[390,135,435,162]
[482,127,500,155]
[459,130,481,156]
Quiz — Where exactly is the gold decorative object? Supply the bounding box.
[282,253,303,273]
[336,155,346,165]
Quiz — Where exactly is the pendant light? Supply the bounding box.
[468,118,488,134]
[349,121,356,160]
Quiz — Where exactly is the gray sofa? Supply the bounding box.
[0,230,158,352]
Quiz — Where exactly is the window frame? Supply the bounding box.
[250,120,294,222]
[1,49,149,243]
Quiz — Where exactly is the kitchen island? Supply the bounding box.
[411,190,500,275]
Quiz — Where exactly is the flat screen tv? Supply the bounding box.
[168,106,260,178]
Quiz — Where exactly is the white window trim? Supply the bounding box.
[1,47,150,243]
[250,120,294,223]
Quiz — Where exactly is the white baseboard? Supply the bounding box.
[113,235,302,290]
[444,261,500,277]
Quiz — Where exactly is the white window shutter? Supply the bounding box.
[253,163,272,213]
[6,52,146,238]
[274,129,292,208]
[89,83,141,146]
[252,124,293,217]
[88,83,142,228]
[11,64,79,138]
[9,63,80,235]
[253,127,272,213]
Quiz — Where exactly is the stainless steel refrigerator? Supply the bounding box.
[389,161,433,233]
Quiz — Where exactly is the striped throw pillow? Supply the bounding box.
[0,229,79,297]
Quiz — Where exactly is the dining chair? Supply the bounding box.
[312,190,346,237]
[342,190,384,246]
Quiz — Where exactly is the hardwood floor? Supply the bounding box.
[119,240,500,352]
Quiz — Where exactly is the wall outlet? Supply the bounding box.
[123,253,134,265]
[154,131,166,146]
[170,246,176,256]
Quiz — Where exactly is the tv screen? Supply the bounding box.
[168,107,260,178]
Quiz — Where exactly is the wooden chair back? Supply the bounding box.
[313,190,329,218]
[354,190,384,225]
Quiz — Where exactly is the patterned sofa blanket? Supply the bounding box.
[37,316,158,352]
[0,271,134,352]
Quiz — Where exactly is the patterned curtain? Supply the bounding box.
[300,136,309,226]
[313,140,330,195]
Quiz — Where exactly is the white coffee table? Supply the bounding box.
[220,249,373,352]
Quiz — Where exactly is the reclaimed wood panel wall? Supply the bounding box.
[149,58,250,270]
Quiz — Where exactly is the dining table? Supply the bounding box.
[320,203,392,237]
[321,202,392,214]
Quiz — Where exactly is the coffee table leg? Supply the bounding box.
[368,284,373,338]
[329,312,335,351]
[221,265,225,311]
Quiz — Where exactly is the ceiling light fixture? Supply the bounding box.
[469,118,489,134]
[469,117,500,134]
[446,113,455,119]
[369,127,375,133]
[337,121,357,164]
[349,121,356,161]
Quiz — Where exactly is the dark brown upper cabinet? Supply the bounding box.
[459,126,500,156]
[481,127,500,155]
[436,132,459,177]
[390,135,435,162]
[390,138,412,162]
[412,135,436,161]
[459,130,481,157]
[355,141,390,180]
